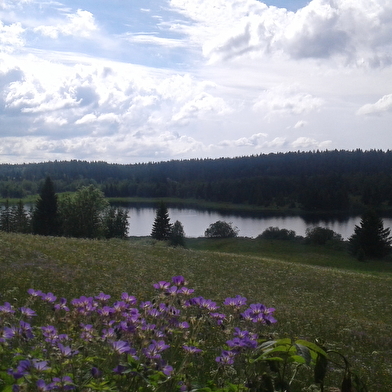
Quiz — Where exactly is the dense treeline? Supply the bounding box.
[1,149,392,211]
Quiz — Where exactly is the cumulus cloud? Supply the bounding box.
[0,21,25,51]
[357,94,392,115]
[294,120,307,128]
[219,132,268,148]
[34,9,98,39]
[170,0,392,67]
[253,85,323,116]
[292,136,332,150]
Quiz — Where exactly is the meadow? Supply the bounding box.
[0,232,391,391]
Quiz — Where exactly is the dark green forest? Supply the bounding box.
[1,149,392,212]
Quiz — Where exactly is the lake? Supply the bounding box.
[123,207,392,239]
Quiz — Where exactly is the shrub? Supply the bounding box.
[305,226,343,245]
[257,226,297,241]
[204,220,239,238]
[170,220,186,247]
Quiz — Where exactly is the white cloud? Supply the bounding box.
[357,94,392,115]
[253,85,323,116]
[219,132,268,147]
[34,9,98,39]
[292,136,332,150]
[0,21,25,51]
[294,120,307,128]
[170,0,392,67]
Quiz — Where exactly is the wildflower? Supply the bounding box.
[35,379,53,392]
[153,281,171,290]
[80,324,95,341]
[0,302,15,315]
[41,325,59,343]
[19,320,34,340]
[19,307,37,318]
[178,321,190,329]
[172,275,186,286]
[91,366,102,379]
[53,298,69,312]
[210,312,226,325]
[41,292,57,303]
[144,340,169,359]
[97,305,114,317]
[224,295,247,308]
[216,350,236,366]
[27,288,43,297]
[166,286,178,295]
[51,376,75,390]
[32,360,49,372]
[177,287,194,295]
[95,292,111,302]
[183,345,203,354]
[36,379,53,391]
[111,340,132,355]
[57,343,79,357]
[121,292,137,304]
[162,364,173,376]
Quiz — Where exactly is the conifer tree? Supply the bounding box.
[32,177,60,236]
[151,202,172,240]
[349,209,392,260]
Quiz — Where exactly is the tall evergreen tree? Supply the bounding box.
[349,209,392,260]
[0,199,12,232]
[32,177,60,236]
[11,200,31,233]
[151,202,172,240]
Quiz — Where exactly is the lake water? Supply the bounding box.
[124,207,392,239]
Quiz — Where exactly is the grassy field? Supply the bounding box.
[1,232,391,390]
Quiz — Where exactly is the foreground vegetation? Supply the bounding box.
[1,233,391,390]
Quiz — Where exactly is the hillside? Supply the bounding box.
[1,232,391,389]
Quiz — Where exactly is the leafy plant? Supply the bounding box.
[205,221,239,238]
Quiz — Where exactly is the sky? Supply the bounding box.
[0,0,392,164]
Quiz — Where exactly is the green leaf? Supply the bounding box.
[295,343,312,365]
[295,340,328,357]
[289,355,306,364]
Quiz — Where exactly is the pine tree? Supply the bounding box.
[32,177,60,236]
[151,202,172,240]
[349,209,392,260]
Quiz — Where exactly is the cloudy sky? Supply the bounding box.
[0,0,391,164]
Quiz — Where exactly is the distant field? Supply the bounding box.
[1,232,391,390]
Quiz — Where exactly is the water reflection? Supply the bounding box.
[122,206,392,239]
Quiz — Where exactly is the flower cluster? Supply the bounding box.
[1,275,351,392]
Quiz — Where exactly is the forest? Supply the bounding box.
[1,149,392,212]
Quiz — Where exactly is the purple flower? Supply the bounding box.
[162,364,173,376]
[113,364,128,375]
[98,305,114,317]
[178,321,190,329]
[166,286,178,295]
[41,292,57,303]
[209,312,226,325]
[216,350,236,366]
[19,307,37,318]
[241,303,277,324]
[177,287,194,295]
[32,360,49,372]
[36,379,53,391]
[172,275,186,286]
[143,340,170,359]
[57,343,79,357]
[91,366,102,379]
[0,302,15,315]
[2,326,17,340]
[153,281,171,290]
[51,376,75,390]
[53,298,69,312]
[19,320,34,340]
[121,292,137,304]
[111,340,132,355]
[223,295,247,308]
[28,288,43,297]
[95,292,111,302]
[41,325,59,343]
[183,345,203,354]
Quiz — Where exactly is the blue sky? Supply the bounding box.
[0,0,391,164]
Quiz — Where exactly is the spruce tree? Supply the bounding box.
[349,209,392,260]
[151,202,172,240]
[32,177,60,236]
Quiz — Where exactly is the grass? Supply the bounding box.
[1,232,391,390]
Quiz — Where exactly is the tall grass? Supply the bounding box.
[1,232,391,390]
